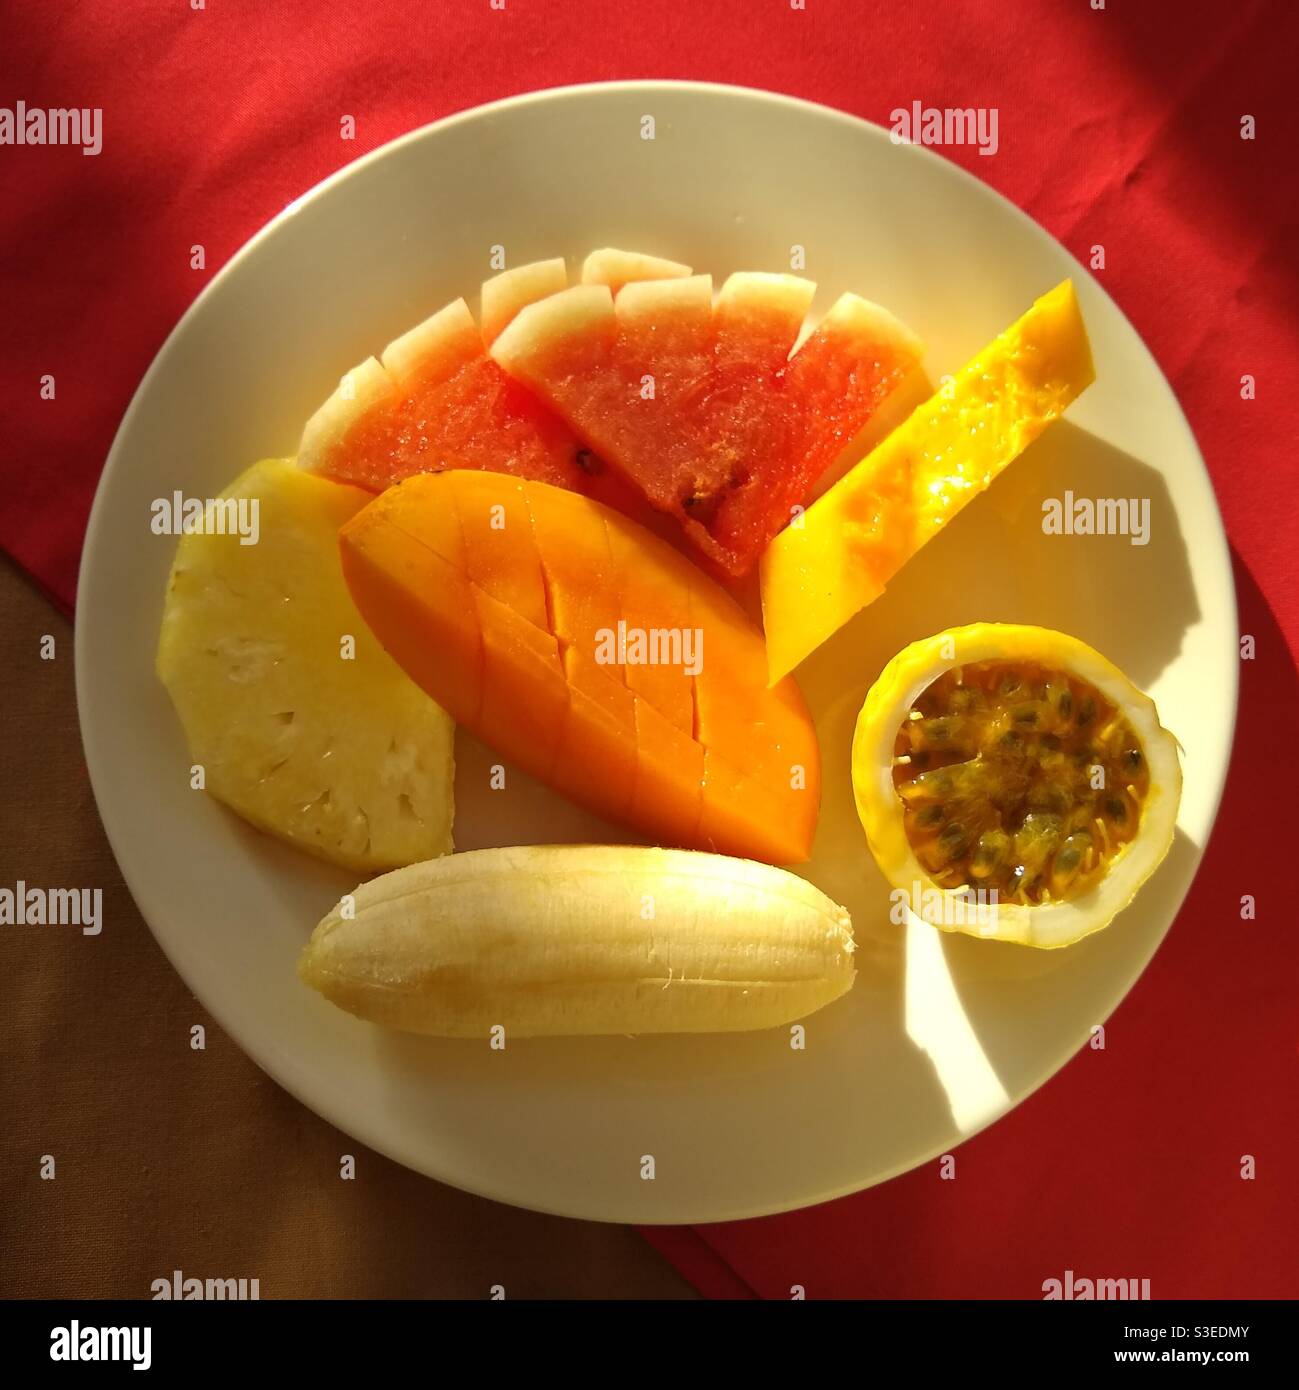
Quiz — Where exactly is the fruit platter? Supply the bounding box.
[77,84,1236,1221]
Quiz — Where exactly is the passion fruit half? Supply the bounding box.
[853,624,1182,948]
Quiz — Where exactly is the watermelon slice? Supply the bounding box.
[490,272,924,576]
[297,250,693,495]
[581,246,693,296]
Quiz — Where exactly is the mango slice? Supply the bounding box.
[340,471,822,863]
[760,281,1095,682]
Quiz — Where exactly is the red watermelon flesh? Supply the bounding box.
[297,277,586,493]
[328,334,583,494]
[490,273,924,576]
[297,251,694,499]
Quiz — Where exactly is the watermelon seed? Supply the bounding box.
[682,490,723,525]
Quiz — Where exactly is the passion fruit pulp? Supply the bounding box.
[894,660,1150,905]
[853,624,1182,949]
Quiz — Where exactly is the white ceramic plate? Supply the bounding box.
[77,82,1237,1224]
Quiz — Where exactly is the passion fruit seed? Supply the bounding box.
[908,715,976,756]
[970,829,1011,879]
[950,686,985,714]
[892,660,1151,905]
[1049,831,1095,894]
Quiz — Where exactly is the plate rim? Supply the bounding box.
[75,79,1240,1225]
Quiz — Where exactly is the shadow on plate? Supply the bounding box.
[791,417,1206,1132]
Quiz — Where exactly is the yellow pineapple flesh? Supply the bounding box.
[156,459,455,873]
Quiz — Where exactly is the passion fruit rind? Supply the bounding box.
[853,623,1182,949]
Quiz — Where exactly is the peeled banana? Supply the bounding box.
[299,845,855,1037]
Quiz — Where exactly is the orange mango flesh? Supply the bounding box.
[526,490,625,680]
[601,514,696,736]
[451,469,551,629]
[630,694,706,848]
[339,516,483,724]
[340,471,821,863]
[474,587,568,787]
[699,751,810,869]
[557,648,638,826]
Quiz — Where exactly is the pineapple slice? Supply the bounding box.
[156,459,455,873]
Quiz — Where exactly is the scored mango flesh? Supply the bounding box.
[893,660,1150,905]
[339,470,821,864]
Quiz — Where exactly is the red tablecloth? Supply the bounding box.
[3,0,1296,1297]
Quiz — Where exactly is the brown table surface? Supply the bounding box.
[0,555,696,1299]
